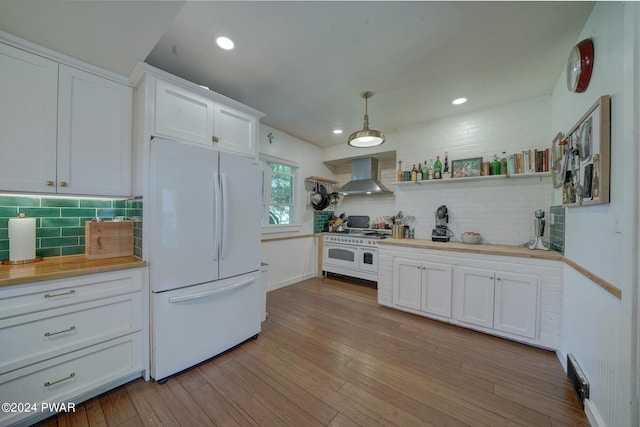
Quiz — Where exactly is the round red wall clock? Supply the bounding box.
[566,38,594,93]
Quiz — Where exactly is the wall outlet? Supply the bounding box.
[614,210,622,234]
[550,213,555,225]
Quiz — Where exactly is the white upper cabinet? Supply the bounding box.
[57,65,132,196]
[154,79,215,147]
[152,78,258,157]
[0,42,132,196]
[213,103,257,156]
[0,43,58,193]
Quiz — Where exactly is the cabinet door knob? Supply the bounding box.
[212,136,219,143]
[46,180,54,186]
[496,277,501,281]
[489,276,494,280]
[59,181,68,187]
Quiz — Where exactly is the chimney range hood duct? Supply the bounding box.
[337,157,392,195]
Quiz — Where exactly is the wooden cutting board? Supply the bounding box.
[85,221,134,260]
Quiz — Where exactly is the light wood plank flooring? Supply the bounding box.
[35,276,589,426]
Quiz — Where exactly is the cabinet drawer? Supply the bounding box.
[0,269,143,320]
[0,333,143,426]
[0,293,141,374]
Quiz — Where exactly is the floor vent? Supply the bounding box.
[567,354,589,408]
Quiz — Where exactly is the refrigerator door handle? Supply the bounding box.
[168,278,256,303]
[220,172,230,260]
[213,174,221,261]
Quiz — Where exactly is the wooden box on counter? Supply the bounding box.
[85,221,134,260]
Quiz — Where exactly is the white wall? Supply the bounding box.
[259,124,334,290]
[551,3,638,426]
[393,96,553,242]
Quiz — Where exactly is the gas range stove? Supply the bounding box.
[324,228,391,245]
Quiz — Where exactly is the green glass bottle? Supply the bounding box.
[490,155,501,175]
[422,161,429,180]
[433,156,443,179]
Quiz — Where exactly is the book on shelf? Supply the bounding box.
[502,147,550,174]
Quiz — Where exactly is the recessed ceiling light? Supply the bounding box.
[333,129,343,135]
[452,97,468,105]
[216,36,235,50]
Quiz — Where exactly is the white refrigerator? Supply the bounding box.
[148,137,262,381]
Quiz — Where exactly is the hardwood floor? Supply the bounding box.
[35,276,589,426]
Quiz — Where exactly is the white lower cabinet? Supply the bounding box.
[452,266,539,339]
[379,245,556,348]
[393,258,452,318]
[0,269,146,427]
[493,271,539,338]
[451,267,495,328]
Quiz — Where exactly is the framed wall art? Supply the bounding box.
[551,132,566,188]
[561,95,611,207]
[451,157,482,178]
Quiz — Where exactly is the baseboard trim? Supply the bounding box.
[267,272,316,292]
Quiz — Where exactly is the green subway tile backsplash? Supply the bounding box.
[41,237,80,248]
[0,195,143,260]
[36,228,61,238]
[62,246,86,256]
[19,207,62,218]
[61,227,85,237]
[79,199,112,208]
[549,205,565,254]
[0,197,40,207]
[41,217,80,228]
[0,207,18,217]
[41,198,79,207]
[61,208,97,217]
[313,211,334,233]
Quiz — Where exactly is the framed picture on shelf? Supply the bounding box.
[451,157,482,178]
[561,95,611,207]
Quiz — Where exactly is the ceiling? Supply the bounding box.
[0,1,594,148]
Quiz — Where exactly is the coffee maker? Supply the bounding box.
[528,209,549,250]
[432,205,451,242]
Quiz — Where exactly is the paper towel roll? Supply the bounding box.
[9,217,36,262]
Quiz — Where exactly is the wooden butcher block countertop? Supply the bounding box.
[378,238,563,261]
[0,255,146,288]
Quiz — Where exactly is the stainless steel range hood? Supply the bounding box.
[337,157,392,195]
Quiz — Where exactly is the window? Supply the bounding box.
[261,156,298,226]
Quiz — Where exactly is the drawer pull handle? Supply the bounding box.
[212,136,219,143]
[44,325,76,337]
[44,290,75,299]
[44,372,75,387]
[46,180,54,186]
[59,181,68,187]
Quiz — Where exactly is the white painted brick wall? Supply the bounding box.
[334,96,553,245]
[395,175,552,245]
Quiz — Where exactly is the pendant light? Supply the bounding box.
[348,91,385,148]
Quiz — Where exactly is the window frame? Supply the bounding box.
[260,154,300,234]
